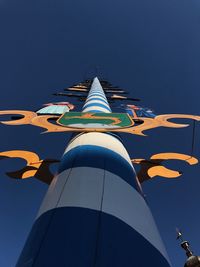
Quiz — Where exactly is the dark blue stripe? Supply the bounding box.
[58,145,139,191]
[83,102,111,111]
[16,207,170,267]
[85,97,109,105]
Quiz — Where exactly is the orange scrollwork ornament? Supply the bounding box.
[0,150,59,184]
[132,152,198,183]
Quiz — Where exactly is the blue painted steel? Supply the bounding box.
[58,144,139,190]
[16,207,171,267]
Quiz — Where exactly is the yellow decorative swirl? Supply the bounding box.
[0,150,59,184]
[0,110,37,125]
[132,152,198,183]
[0,110,200,136]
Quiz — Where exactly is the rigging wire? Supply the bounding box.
[176,119,197,174]
[190,120,196,158]
[184,119,197,162]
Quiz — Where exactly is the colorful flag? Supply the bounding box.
[37,102,75,115]
[125,104,156,118]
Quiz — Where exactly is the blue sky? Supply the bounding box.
[0,0,200,266]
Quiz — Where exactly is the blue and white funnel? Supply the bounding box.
[16,77,171,267]
[82,77,111,113]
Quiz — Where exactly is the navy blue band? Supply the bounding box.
[58,145,139,191]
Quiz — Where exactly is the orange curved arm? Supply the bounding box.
[132,152,198,183]
[1,110,200,136]
[0,150,59,184]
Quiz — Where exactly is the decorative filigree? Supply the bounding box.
[0,150,198,185]
[132,153,198,183]
[1,110,199,185]
[1,110,200,136]
[0,150,59,184]
[0,110,37,125]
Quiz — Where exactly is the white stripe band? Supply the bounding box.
[87,93,106,99]
[86,95,107,102]
[83,100,110,108]
[83,106,110,113]
[64,132,133,168]
[37,167,170,263]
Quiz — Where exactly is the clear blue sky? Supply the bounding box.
[0,0,200,266]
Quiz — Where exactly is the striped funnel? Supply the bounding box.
[16,77,171,267]
[82,77,112,113]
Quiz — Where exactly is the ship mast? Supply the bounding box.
[15,77,171,266]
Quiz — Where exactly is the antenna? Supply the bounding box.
[176,228,193,257]
[176,228,184,242]
[176,228,200,267]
